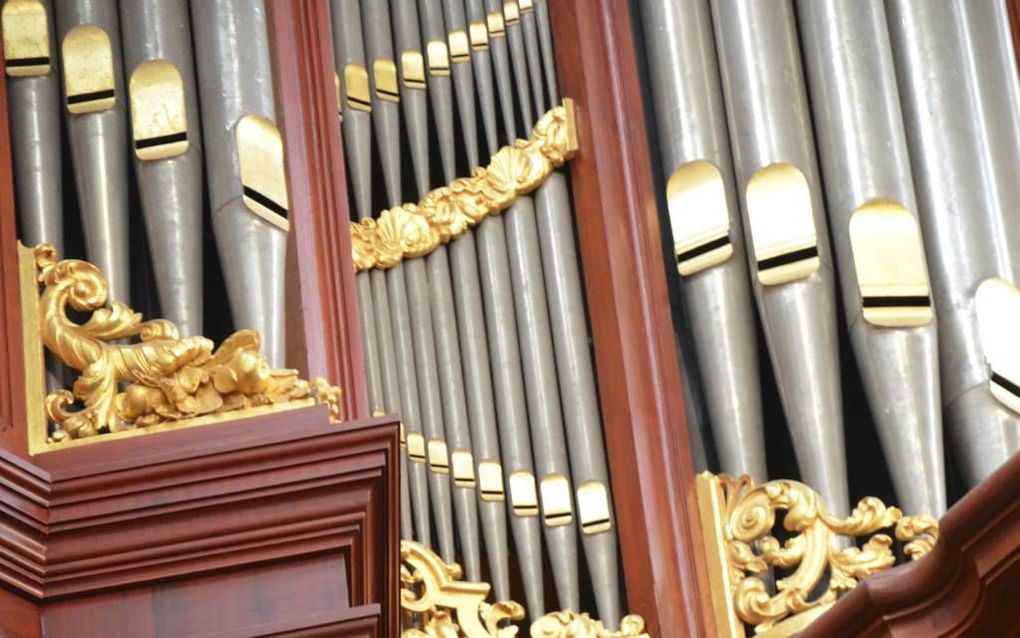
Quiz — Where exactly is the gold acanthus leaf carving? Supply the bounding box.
[529,612,650,638]
[711,474,939,634]
[353,99,578,271]
[31,244,342,442]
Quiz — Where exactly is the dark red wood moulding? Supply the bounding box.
[804,452,1020,637]
[547,1,712,635]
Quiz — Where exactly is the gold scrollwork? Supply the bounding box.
[27,244,341,443]
[351,100,578,271]
[400,539,648,638]
[696,472,939,637]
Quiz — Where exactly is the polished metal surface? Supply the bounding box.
[56,0,129,304]
[797,0,944,516]
[464,0,498,158]
[9,0,63,253]
[120,0,203,336]
[390,0,429,195]
[189,0,284,366]
[440,0,479,170]
[710,0,848,516]
[886,0,1020,486]
[640,0,766,483]
[361,0,401,205]
[418,0,456,181]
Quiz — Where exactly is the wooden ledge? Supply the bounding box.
[0,406,398,637]
[803,452,1020,638]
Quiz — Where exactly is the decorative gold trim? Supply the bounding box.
[529,612,650,638]
[20,244,341,449]
[401,539,525,637]
[400,539,649,637]
[696,472,939,638]
[351,100,577,271]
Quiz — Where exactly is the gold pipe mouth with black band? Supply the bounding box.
[540,473,574,528]
[746,163,821,286]
[62,24,116,114]
[401,51,426,90]
[130,60,189,161]
[343,63,372,111]
[2,0,51,76]
[373,58,399,102]
[509,470,539,517]
[236,114,290,232]
[668,160,734,276]
[976,277,1020,414]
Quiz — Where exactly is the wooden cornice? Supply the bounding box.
[803,452,1020,638]
[0,407,398,637]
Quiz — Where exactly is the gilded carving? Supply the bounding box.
[352,100,578,271]
[29,244,341,442]
[697,472,939,637]
[529,613,650,638]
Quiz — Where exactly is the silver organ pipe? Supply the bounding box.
[796,0,945,516]
[190,0,286,366]
[886,0,1020,487]
[120,0,203,337]
[710,0,849,516]
[638,0,767,482]
[55,0,129,303]
[4,0,62,255]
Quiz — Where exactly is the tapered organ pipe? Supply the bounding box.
[521,9,621,627]
[120,0,203,337]
[533,1,557,106]
[796,0,944,517]
[56,0,129,303]
[468,0,545,615]
[886,0,1020,486]
[639,0,765,480]
[710,0,848,516]
[440,0,514,599]
[6,0,63,253]
[464,0,498,158]
[501,2,580,612]
[190,0,285,366]
[498,0,532,128]
[328,0,412,541]
[361,0,458,561]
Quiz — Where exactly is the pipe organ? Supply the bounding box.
[2,0,1018,636]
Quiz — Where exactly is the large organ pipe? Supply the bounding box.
[439,0,477,168]
[523,6,621,626]
[190,0,285,366]
[4,0,62,254]
[886,0,1020,487]
[473,0,546,616]
[330,0,415,542]
[55,0,129,303]
[796,0,945,516]
[639,0,766,481]
[710,0,848,516]
[464,0,497,154]
[502,0,580,613]
[120,0,202,337]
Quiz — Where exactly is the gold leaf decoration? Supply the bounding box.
[696,472,939,637]
[529,612,650,638]
[352,99,578,271]
[30,244,342,442]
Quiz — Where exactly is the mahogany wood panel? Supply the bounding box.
[0,407,398,637]
[1011,0,1020,71]
[269,0,368,420]
[0,32,28,457]
[803,452,1020,637]
[547,1,710,635]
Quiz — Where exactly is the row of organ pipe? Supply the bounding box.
[3,0,288,364]
[641,0,1020,521]
[331,0,622,628]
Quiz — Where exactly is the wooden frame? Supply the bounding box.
[547,2,711,635]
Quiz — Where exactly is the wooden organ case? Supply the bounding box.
[0,1,1018,638]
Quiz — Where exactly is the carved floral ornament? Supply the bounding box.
[696,472,939,638]
[351,99,579,271]
[23,243,341,444]
[400,540,649,638]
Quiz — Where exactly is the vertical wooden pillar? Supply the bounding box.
[268,0,369,420]
[547,1,711,635]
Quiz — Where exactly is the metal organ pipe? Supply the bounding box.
[56,0,130,304]
[886,0,1020,487]
[796,0,945,517]
[639,0,766,482]
[120,0,203,337]
[189,0,285,366]
[710,0,849,516]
